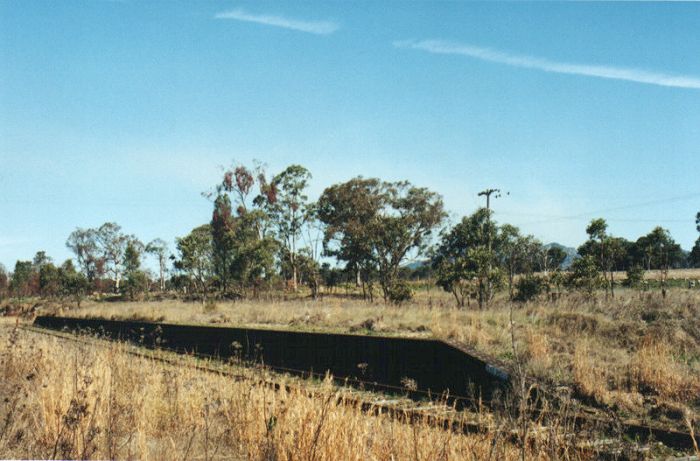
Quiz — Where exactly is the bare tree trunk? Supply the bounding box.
[609,270,615,298]
[508,269,515,300]
[452,287,463,308]
[292,265,298,292]
[478,280,484,309]
[159,258,166,291]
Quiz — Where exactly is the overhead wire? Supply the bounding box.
[496,192,700,226]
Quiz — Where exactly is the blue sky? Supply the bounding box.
[1,1,699,269]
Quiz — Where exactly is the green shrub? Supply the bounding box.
[514,275,548,302]
[121,271,149,301]
[566,256,603,296]
[625,265,645,288]
[387,281,413,304]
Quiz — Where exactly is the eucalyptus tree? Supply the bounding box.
[174,224,213,299]
[59,259,90,307]
[254,165,313,291]
[632,226,683,297]
[95,222,138,292]
[566,255,602,296]
[498,225,541,300]
[211,163,279,295]
[433,208,501,308]
[689,212,700,268]
[10,260,33,299]
[538,246,567,273]
[32,251,52,270]
[146,238,169,291]
[577,218,628,297]
[66,227,102,282]
[317,177,382,298]
[123,239,148,300]
[319,177,445,303]
[211,194,237,292]
[38,262,61,298]
[0,264,8,300]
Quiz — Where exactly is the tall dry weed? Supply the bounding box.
[0,326,588,460]
[631,339,700,401]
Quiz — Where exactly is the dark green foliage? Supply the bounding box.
[433,208,502,308]
[318,177,445,303]
[145,238,169,291]
[211,194,237,292]
[514,275,548,302]
[39,263,61,298]
[122,271,149,301]
[96,222,132,292]
[689,212,700,268]
[256,164,313,291]
[123,240,141,275]
[631,226,684,271]
[10,260,33,298]
[59,260,90,307]
[66,227,101,282]
[690,239,700,268]
[227,211,278,296]
[544,246,567,271]
[625,265,645,288]
[0,264,8,300]
[577,218,631,297]
[498,224,542,299]
[317,177,383,300]
[66,222,140,293]
[122,240,148,300]
[174,225,213,298]
[566,255,602,296]
[319,263,346,292]
[295,249,321,298]
[387,280,413,304]
[631,226,683,297]
[211,164,279,297]
[32,251,52,269]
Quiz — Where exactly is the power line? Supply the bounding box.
[500,192,700,226]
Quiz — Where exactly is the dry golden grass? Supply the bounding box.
[53,287,700,429]
[0,325,593,460]
[631,339,700,402]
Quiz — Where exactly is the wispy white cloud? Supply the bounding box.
[0,237,29,248]
[394,39,700,90]
[215,8,338,35]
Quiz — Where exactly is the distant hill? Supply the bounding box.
[404,260,429,270]
[544,242,578,269]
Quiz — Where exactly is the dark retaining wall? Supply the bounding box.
[33,316,510,403]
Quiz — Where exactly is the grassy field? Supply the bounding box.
[41,285,700,434]
[1,321,601,460]
[3,276,700,458]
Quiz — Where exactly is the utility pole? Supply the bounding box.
[478,188,506,304]
[478,188,501,213]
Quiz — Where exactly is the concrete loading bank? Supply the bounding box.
[34,315,511,404]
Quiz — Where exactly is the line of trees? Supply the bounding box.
[172,164,446,303]
[0,252,90,306]
[432,209,693,308]
[2,162,699,307]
